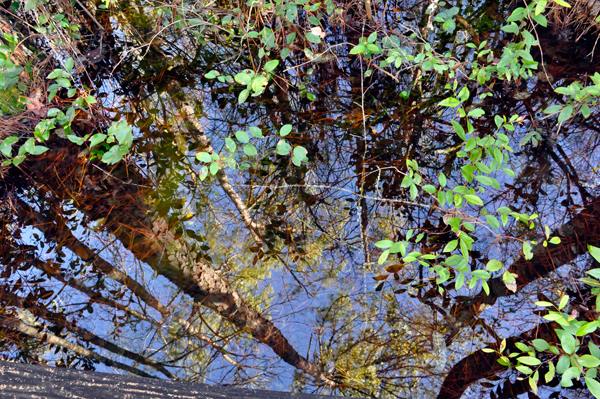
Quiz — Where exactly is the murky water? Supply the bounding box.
[1,0,600,397]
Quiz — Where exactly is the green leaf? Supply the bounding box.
[276,139,291,155]
[553,0,571,7]
[576,321,599,336]
[2,137,18,146]
[518,356,542,366]
[464,194,484,206]
[558,105,573,124]
[445,255,463,266]
[305,32,321,43]
[196,152,212,163]
[108,122,133,147]
[293,145,308,162]
[486,260,502,272]
[249,126,264,138]
[558,295,569,310]
[579,354,600,368]
[545,360,555,383]
[439,172,447,187]
[423,184,437,194]
[366,43,381,53]
[529,376,538,394]
[264,59,279,72]
[587,269,600,279]
[349,44,366,54]
[532,339,549,351]
[467,108,485,118]
[12,155,25,166]
[475,175,496,187]
[20,138,35,154]
[497,356,510,366]
[561,367,580,387]
[589,245,600,263]
[56,78,71,88]
[501,23,520,34]
[455,272,465,290]
[494,115,504,129]
[0,143,11,157]
[549,237,561,244]
[516,365,533,374]
[523,241,533,260]
[535,0,547,15]
[451,120,466,140]
[235,130,250,143]
[101,144,127,164]
[410,183,418,200]
[280,124,293,136]
[225,138,236,153]
[443,239,459,253]
[235,71,254,85]
[582,277,600,287]
[251,75,268,95]
[438,97,460,107]
[286,32,296,44]
[486,214,500,229]
[286,4,298,21]
[559,332,576,354]
[533,13,548,26]
[582,104,591,118]
[30,145,48,155]
[204,70,218,79]
[64,57,74,71]
[472,270,490,279]
[47,69,62,79]
[243,144,257,157]
[375,240,394,249]
[591,343,600,359]
[199,166,208,181]
[378,249,390,264]
[544,104,563,114]
[585,377,600,399]
[281,47,291,59]
[89,133,107,148]
[209,162,219,175]
[481,279,490,295]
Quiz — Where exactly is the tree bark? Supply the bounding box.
[437,322,556,399]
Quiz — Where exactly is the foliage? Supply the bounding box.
[1,0,600,396]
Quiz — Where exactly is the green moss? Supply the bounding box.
[0,87,24,117]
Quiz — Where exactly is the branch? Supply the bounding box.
[445,195,600,341]
[14,205,244,369]
[0,314,154,378]
[21,141,335,385]
[166,81,264,245]
[437,322,556,399]
[1,291,174,379]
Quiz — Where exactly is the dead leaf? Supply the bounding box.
[505,281,517,293]
[24,89,47,118]
[310,26,326,39]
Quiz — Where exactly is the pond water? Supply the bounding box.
[1,0,600,398]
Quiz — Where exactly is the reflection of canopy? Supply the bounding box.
[2,0,600,397]
[0,360,352,399]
